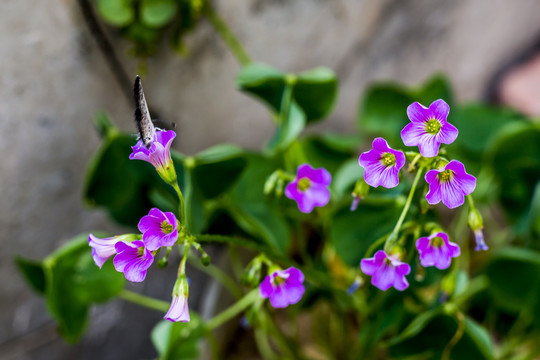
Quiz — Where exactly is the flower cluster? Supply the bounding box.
[359,99,483,292]
[89,207,178,282]
[89,129,192,322]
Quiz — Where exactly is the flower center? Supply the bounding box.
[137,247,145,256]
[425,119,442,135]
[438,169,453,182]
[430,236,444,247]
[273,275,285,286]
[381,152,396,167]
[297,178,311,192]
[161,220,174,234]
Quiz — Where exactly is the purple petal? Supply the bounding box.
[429,99,450,122]
[360,257,379,276]
[359,147,383,165]
[259,276,273,299]
[297,164,332,186]
[425,177,442,205]
[88,234,118,268]
[377,165,401,189]
[372,137,391,152]
[164,295,190,322]
[280,282,305,306]
[441,181,465,209]
[437,122,458,145]
[307,184,331,207]
[392,268,410,291]
[401,122,426,147]
[113,241,140,272]
[407,102,429,123]
[417,134,441,158]
[269,285,290,308]
[415,236,430,253]
[372,264,395,291]
[282,267,305,284]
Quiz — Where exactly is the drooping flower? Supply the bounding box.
[138,208,179,251]
[113,240,154,282]
[259,267,305,308]
[425,160,476,209]
[473,229,488,251]
[360,250,410,291]
[285,164,331,213]
[416,232,460,270]
[164,275,190,322]
[359,137,405,188]
[88,233,137,268]
[401,99,458,158]
[129,129,177,184]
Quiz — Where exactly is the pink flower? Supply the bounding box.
[361,250,410,291]
[401,99,458,158]
[113,240,154,282]
[285,164,331,213]
[425,160,476,209]
[416,232,460,270]
[138,208,178,251]
[259,267,305,308]
[359,138,405,189]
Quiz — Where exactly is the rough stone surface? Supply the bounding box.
[2,0,540,358]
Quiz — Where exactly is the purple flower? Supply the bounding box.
[129,130,177,184]
[285,164,331,213]
[88,233,137,268]
[474,229,488,251]
[416,232,460,270]
[259,267,305,308]
[401,99,458,158]
[138,208,179,251]
[113,240,154,282]
[425,160,476,209]
[360,250,410,291]
[359,138,405,188]
[164,294,190,322]
[88,234,120,268]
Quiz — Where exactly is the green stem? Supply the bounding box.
[442,311,465,360]
[188,256,243,299]
[172,182,186,229]
[119,290,169,312]
[205,289,259,330]
[385,167,424,252]
[179,243,191,276]
[203,1,251,66]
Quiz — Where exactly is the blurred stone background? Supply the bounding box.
[1,0,540,359]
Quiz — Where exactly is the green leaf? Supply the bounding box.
[485,247,540,312]
[140,0,178,28]
[15,257,46,294]
[236,63,338,123]
[191,144,248,199]
[236,63,286,112]
[151,316,204,360]
[332,158,364,197]
[464,317,494,360]
[487,122,540,222]
[225,154,291,252]
[388,308,443,345]
[330,199,401,266]
[43,233,125,342]
[97,0,135,27]
[299,134,358,174]
[357,75,452,144]
[293,67,338,122]
[267,101,306,152]
[389,313,493,360]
